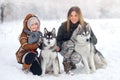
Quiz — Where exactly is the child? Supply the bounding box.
[16,14,42,75]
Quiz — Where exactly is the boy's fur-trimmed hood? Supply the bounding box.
[23,14,40,30]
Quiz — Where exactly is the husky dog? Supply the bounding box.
[71,24,107,74]
[40,28,60,76]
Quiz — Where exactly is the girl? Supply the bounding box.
[56,6,97,73]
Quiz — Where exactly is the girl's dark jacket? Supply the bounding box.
[56,21,97,51]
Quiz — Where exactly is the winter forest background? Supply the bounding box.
[0,0,120,22]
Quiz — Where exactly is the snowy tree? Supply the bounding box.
[0,0,120,22]
[0,4,5,23]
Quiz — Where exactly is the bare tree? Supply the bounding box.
[0,4,5,23]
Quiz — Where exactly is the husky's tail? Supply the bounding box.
[94,47,107,69]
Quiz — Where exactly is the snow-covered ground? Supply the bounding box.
[0,19,120,80]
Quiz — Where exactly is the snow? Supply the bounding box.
[0,19,120,80]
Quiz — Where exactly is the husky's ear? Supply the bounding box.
[44,28,48,34]
[86,24,91,33]
[77,24,83,32]
[52,28,56,34]
[52,28,56,37]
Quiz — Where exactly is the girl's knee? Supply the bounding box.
[71,52,82,64]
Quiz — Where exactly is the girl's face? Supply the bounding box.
[69,11,79,24]
[29,23,39,32]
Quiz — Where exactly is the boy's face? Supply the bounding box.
[30,23,39,32]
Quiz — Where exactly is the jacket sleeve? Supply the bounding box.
[56,24,65,49]
[19,32,39,50]
[90,29,97,45]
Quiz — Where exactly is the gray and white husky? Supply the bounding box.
[71,24,107,74]
[40,28,60,76]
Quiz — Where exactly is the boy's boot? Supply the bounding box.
[70,62,76,70]
[63,61,71,74]
[22,63,31,73]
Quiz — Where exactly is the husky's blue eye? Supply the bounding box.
[46,35,49,39]
[50,35,52,38]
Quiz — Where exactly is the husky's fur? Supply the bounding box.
[71,24,107,73]
[40,28,60,76]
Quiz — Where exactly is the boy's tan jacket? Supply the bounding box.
[16,14,39,64]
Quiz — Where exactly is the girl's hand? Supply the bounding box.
[55,46,60,52]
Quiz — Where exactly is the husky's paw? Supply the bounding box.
[85,69,91,74]
[86,70,91,74]
[41,73,45,77]
[80,68,90,74]
[91,70,96,73]
[54,74,59,77]
[69,71,74,76]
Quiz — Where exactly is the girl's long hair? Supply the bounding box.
[66,6,86,32]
